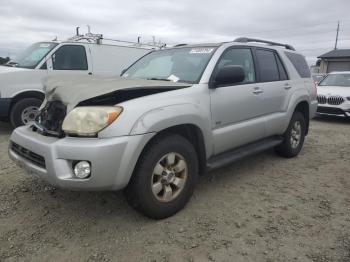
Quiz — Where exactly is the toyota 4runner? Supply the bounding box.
[9,38,318,219]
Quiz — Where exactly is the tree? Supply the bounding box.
[0,56,10,65]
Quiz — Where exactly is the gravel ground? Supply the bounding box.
[0,117,349,262]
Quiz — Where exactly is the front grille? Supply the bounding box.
[327,96,344,105]
[11,142,46,168]
[317,106,345,116]
[317,95,327,104]
[33,101,66,137]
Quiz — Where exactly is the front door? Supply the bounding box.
[210,47,266,154]
[46,44,92,76]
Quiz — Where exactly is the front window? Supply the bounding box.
[7,42,57,69]
[52,45,88,70]
[122,47,217,84]
[319,74,350,87]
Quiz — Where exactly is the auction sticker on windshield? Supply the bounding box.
[39,44,51,48]
[189,48,214,54]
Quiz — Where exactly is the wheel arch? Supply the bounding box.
[10,90,45,111]
[133,124,208,177]
[293,100,310,135]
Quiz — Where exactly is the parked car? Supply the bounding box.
[9,38,317,219]
[316,71,350,117]
[0,30,159,127]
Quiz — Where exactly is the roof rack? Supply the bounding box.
[234,37,295,51]
[65,26,166,49]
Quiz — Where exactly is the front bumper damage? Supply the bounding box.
[9,126,153,191]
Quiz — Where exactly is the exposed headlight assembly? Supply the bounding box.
[62,106,123,137]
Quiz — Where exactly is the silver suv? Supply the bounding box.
[9,38,318,219]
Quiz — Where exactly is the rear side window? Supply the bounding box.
[275,54,288,80]
[255,49,279,82]
[285,52,311,78]
[52,45,88,70]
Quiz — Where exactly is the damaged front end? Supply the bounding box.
[31,75,190,138]
[32,100,67,137]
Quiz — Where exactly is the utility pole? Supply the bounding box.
[334,21,339,50]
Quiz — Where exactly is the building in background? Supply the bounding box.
[318,49,350,73]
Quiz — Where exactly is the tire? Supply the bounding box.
[10,98,42,127]
[275,111,306,158]
[125,134,199,219]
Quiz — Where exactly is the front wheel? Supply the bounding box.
[275,111,306,158]
[125,134,198,219]
[10,98,42,127]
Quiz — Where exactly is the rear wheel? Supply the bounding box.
[10,98,42,127]
[125,134,198,219]
[275,111,306,158]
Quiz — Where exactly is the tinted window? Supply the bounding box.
[52,45,88,70]
[285,52,311,78]
[255,49,279,82]
[216,48,256,83]
[275,54,288,80]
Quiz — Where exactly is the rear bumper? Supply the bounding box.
[0,98,12,117]
[9,126,154,191]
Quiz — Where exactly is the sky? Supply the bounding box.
[0,0,350,65]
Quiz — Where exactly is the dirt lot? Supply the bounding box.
[0,118,349,262]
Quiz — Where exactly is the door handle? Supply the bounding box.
[253,87,263,94]
[284,83,292,90]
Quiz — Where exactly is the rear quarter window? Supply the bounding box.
[285,52,311,78]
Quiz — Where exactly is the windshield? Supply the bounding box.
[7,42,57,69]
[319,74,350,87]
[122,47,217,84]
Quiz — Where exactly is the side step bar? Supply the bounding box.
[206,137,283,171]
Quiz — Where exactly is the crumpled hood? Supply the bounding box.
[317,85,350,97]
[43,74,190,111]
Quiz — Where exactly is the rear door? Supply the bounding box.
[46,44,92,76]
[210,47,266,154]
[253,48,290,136]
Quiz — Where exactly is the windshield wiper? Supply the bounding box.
[147,78,171,81]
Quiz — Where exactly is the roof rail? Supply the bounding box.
[234,37,295,51]
[174,44,187,47]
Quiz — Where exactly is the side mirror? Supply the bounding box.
[212,65,245,88]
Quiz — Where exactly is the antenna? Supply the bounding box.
[334,21,339,50]
[76,26,80,36]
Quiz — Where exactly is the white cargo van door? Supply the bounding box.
[46,44,92,76]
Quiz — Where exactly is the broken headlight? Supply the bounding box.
[62,106,123,137]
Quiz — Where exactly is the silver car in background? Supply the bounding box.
[316,71,350,117]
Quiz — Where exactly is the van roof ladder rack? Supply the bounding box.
[66,26,166,49]
[234,37,295,51]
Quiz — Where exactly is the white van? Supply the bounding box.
[0,30,161,127]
